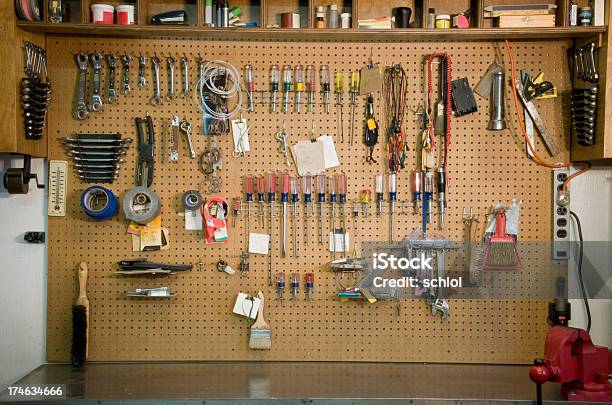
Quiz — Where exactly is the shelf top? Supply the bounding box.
[16,22,607,41]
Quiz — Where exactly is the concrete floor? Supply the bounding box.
[0,362,576,404]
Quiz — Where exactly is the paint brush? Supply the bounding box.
[249,291,271,350]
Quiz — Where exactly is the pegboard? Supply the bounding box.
[46,35,571,363]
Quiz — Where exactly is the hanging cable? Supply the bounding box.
[383,64,409,173]
[504,40,590,190]
[569,210,591,333]
[194,60,243,130]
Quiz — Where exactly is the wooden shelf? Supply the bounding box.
[16,22,606,41]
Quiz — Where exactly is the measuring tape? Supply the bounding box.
[48,160,68,216]
[81,185,119,221]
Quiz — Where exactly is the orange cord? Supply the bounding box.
[504,40,590,190]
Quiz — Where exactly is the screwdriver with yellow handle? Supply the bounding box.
[334,71,344,142]
[349,70,360,146]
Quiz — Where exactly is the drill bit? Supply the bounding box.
[317,173,326,245]
[388,173,397,242]
[337,172,347,256]
[281,170,289,258]
[302,173,312,246]
[270,64,279,113]
[267,171,276,286]
[294,65,304,113]
[349,70,360,146]
[282,64,292,113]
[290,175,299,257]
[335,71,344,142]
[320,65,330,113]
[306,65,316,112]
[375,174,384,216]
[437,166,446,229]
[329,174,337,258]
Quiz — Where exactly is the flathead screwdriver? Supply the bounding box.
[335,71,345,142]
[388,173,397,242]
[281,170,289,258]
[245,64,255,111]
[257,175,265,227]
[321,65,330,113]
[306,65,316,112]
[282,64,292,113]
[290,175,299,257]
[375,174,384,216]
[411,170,422,214]
[317,173,326,244]
[303,173,312,246]
[267,171,276,286]
[337,172,347,256]
[245,175,253,253]
[294,65,304,113]
[270,64,279,112]
[329,174,337,257]
[437,166,446,229]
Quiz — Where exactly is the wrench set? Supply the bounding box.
[61,134,132,184]
[571,42,600,146]
[22,42,51,140]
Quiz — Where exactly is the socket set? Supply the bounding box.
[61,134,132,183]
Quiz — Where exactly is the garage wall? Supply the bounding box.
[0,156,47,390]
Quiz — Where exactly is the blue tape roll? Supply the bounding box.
[81,185,119,221]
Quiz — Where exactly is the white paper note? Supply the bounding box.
[232,293,261,319]
[185,208,203,230]
[329,231,350,252]
[317,135,340,169]
[249,233,270,255]
[232,118,250,154]
[292,140,326,176]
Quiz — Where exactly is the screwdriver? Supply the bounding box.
[349,70,360,146]
[245,175,253,252]
[375,173,384,216]
[335,71,345,142]
[424,170,434,231]
[257,175,265,227]
[306,65,316,112]
[329,174,337,257]
[411,170,422,214]
[388,173,397,242]
[245,64,255,112]
[337,172,347,256]
[270,64,279,112]
[290,273,299,301]
[320,65,330,113]
[282,64,292,113]
[281,170,289,258]
[294,65,304,113]
[267,171,276,286]
[360,189,371,217]
[232,197,241,227]
[317,173,326,245]
[290,175,299,257]
[302,173,312,246]
[352,200,359,257]
[305,273,314,301]
[437,166,446,229]
[276,272,285,303]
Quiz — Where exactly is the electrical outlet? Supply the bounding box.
[552,168,570,260]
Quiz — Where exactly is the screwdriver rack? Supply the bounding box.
[43,34,575,364]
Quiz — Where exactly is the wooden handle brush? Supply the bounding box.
[249,291,271,350]
[72,262,89,365]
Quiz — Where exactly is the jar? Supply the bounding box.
[435,14,450,29]
[340,12,351,29]
[327,4,339,28]
[579,6,592,26]
[315,6,325,28]
[91,3,114,24]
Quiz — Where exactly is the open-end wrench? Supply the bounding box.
[585,42,599,83]
[165,54,176,102]
[89,53,103,112]
[74,52,89,120]
[575,47,585,81]
[180,119,196,158]
[180,54,190,98]
[106,54,118,104]
[150,55,162,106]
[121,54,132,96]
[138,54,147,88]
[432,250,449,318]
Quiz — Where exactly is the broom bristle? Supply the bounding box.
[249,327,271,350]
[486,240,521,269]
[72,305,87,366]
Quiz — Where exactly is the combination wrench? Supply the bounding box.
[150,54,162,106]
[180,54,190,98]
[138,54,147,88]
[89,52,103,112]
[166,54,176,102]
[106,53,118,104]
[121,53,132,96]
[74,52,89,120]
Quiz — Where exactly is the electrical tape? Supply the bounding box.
[182,190,203,211]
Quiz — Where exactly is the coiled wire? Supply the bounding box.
[194,60,243,121]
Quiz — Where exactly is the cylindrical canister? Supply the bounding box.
[394,7,411,28]
[116,4,135,25]
[91,4,114,24]
[488,70,506,131]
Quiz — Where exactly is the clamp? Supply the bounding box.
[135,114,155,187]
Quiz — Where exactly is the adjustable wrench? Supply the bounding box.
[138,55,147,88]
[180,119,196,158]
[150,55,162,106]
[74,52,89,120]
[106,54,118,104]
[165,54,176,102]
[121,53,132,96]
[89,53,103,112]
[180,54,190,98]
[432,250,449,318]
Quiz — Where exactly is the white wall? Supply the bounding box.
[0,156,46,390]
[568,166,612,348]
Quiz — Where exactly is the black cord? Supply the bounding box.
[569,210,591,333]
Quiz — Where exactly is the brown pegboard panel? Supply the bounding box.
[46,35,570,363]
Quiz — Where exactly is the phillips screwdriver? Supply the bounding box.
[320,65,330,113]
[245,175,253,253]
[257,175,265,227]
[282,64,293,113]
[375,174,384,216]
[270,64,279,112]
[437,166,446,229]
[349,70,360,146]
[411,170,422,214]
[276,272,285,303]
[352,200,359,257]
[424,170,434,230]
[281,170,289,258]
[388,173,397,242]
[305,273,314,301]
[329,174,337,258]
[337,172,347,256]
[267,171,276,286]
[306,65,316,112]
[290,273,299,301]
[290,175,299,257]
[294,65,304,113]
[245,64,255,112]
[317,173,327,245]
[360,189,371,217]
[302,173,312,246]
[335,71,345,142]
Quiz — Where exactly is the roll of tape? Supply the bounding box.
[182,190,203,211]
[123,186,161,224]
[81,185,119,221]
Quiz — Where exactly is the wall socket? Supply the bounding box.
[552,168,570,260]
